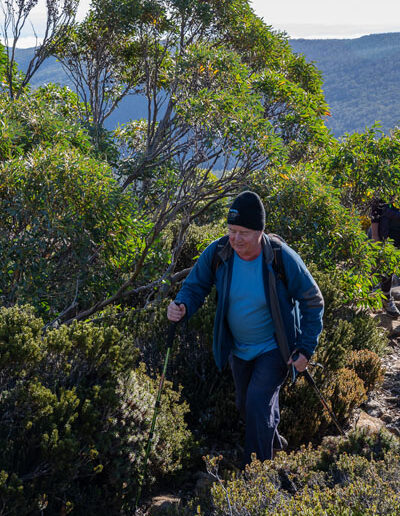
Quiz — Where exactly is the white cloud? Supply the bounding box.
[76,0,91,21]
[2,36,43,48]
[0,0,91,47]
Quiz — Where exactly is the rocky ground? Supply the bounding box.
[358,298,400,436]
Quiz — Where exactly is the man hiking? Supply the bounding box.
[167,191,324,465]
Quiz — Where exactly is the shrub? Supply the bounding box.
[321,427,400,462]
[165,221,225,272]
[120,297,239,446]
[251,166,371,270]
[203,430,400,515]
[250,165,400,308]
[316,320,357,371]
[311,267,389,356]
[348,313,388,355]
[0,142,155,318]
[345,349,385,393]
[323,368,367,423]
[280,376,323,445]
[0,305,192,514]
[321,126,400,213]
[0,84,93,161]
[280,369,366,445]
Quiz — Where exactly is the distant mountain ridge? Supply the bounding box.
[13,32,400,137]
[290,32,400,136]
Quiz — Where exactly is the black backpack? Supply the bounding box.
[211,234,288,288]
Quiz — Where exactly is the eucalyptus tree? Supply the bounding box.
[321,125,400,211]
[50,0,332,323]
[0,2,333,324]
[0,0,78,98]
[55,0,330,156]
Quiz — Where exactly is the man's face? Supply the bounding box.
[228,224,263,257]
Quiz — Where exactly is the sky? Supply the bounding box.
[2,0,400,47]
[251,0,400,38]
[0,0,91,48]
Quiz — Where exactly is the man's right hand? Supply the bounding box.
[167,301,186,322]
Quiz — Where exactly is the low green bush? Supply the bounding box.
[121,297,239,446]
[312,268,388,358]
[280,368,366,445]
[203,430,400,515]
[163,220,225,273]
[323,368,367,423]
[0,305,192,514]
[280,376,324,444]
[345,349,385,393]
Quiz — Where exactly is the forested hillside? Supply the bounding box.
[291,32,400,136]
[2,0,400,513]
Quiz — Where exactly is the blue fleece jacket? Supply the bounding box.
[175,234,324,371]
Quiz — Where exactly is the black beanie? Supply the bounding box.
[227,191,265,231]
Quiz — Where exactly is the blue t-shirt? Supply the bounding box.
[227,251,277,360]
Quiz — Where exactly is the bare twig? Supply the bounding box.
[1,0,78,98]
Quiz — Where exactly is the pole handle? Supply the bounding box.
[166,301,183,346]
[167,321,177,348]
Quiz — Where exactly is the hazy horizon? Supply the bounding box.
[251,0,400,38]
[10,29,400,50]
[2,0,400,47]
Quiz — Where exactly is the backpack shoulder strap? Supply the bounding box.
[211,235,229,276]
[267,234,288,289]
[212,233,288,287]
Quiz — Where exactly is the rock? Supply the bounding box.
[364,398,380,408]
[369,409,384,418]
[381,412,394,423]
[147,495,181,516]
[391,285,400,299]
[355,411,385,434]
[389,326,400,338]
[364,399,384,417]
[388,426,400,437]
[371,312,400,337]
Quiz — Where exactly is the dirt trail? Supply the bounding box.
[361,297,400,436]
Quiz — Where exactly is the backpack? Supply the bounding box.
[211,233,288,288]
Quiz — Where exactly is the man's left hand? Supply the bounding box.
[287,352,308,372]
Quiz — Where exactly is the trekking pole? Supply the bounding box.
[291,353,346,437]
[302,369,345,436]
[135,318,179,509]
